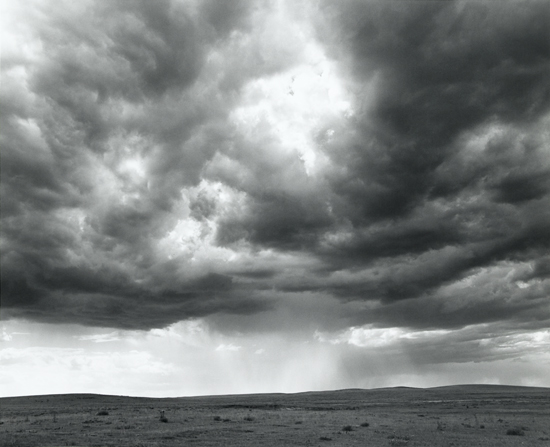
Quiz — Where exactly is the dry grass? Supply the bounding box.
[0,385,548,447]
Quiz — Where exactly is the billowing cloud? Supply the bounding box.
[1,0,549,378]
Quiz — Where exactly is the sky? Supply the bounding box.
[1,0,549,398]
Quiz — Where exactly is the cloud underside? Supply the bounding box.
[2,0,550,332]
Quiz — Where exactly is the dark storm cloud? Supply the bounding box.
[302,0,550,316]
[246,0,550,329]
[1,0,273,328]
[2,0,549,335]
[208,128,336,250]
[352,278,550,331]
[218,190,334,249]
[317,0,550,221]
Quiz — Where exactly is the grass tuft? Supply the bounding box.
[506,428,525,436]
[388,435,410,446]
[96,410,109,416]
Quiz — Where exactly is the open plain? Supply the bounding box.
[1,385,549,446]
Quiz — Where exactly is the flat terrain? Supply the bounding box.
[1,385,549,446]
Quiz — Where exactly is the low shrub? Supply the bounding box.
[506,428,525,436]
[159,410,168,422]
[342,425,353,432]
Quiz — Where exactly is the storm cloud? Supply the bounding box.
[2,0,549,346]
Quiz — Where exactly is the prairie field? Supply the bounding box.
[1,385,549,446]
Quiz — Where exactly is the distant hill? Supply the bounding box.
[1,383,548,403]
[428,384,550,393]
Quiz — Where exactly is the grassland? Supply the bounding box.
[1,385,549,446]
